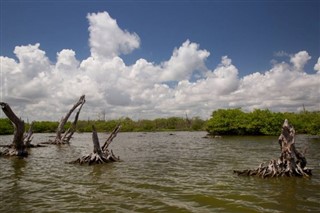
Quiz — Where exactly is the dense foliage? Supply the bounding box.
[1,109,319,135]
[0,118,14,135]
[0,116,205,135]
[76,117,206,132]
[206,109,320,136]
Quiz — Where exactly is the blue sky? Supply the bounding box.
[2,0,319,76]
[0,0,319,121]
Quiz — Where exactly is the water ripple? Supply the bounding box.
[0,132,319,212]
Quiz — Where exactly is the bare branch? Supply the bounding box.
[101,124,121,152]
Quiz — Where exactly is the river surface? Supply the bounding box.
[0,132,319,213]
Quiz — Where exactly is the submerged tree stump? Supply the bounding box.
[0,102,28,157]
[234,119,312,178]
[23,121,45,147]
[70,124,121,165]
[0,121,46,149]
[42,95,86,145]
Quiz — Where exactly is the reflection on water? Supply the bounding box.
[0,132,319,212]
[1,158,28,212]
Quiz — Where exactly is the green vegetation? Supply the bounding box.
[0,118,14,135]
[206,109,320,136]
[76,117,206,132]
[0,116,206,135]
[1,109,319,135]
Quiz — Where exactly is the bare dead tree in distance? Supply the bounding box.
[42,95,86,145]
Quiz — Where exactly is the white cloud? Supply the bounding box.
[14,43,52,79]
[87,11,140,59]
[160,40,210,81]
[56,49,79,71]
[207,56,239,95]
[314,57,320,73]
[231,59,319,112]
[274,50,289,57]
[0,11,319,122]
[290,51,311,71]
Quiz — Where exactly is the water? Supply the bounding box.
[0,132,319,213]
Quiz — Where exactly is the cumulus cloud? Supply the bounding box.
[0,11,319,121]
[160,40,210,81]
[290,51,311,71]
[314,57,320,73]
[231,59,319,111]
[56,49,79,71]
[1,44,52,105]
[87,11,140,59]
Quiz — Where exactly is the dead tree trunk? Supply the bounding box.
[101,124,121,152]
[24,121,34,147]
[234,119,312,178]
[43,95,85,145]
[22,122,46,148]
[61,100,84,143]
[70,124,121,165]
[0,120,46,149]
[0,102,28,157]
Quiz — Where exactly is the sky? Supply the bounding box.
[0,0,319,121]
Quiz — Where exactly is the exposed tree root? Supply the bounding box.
[70,151,120,165]
[234,159,312,178]
[0,143,46,148]
[0,148,28,157]
[234,119,312,178]
[41,139,70,145]
[69,125,121,165]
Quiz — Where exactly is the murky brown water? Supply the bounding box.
[0,132,319,212]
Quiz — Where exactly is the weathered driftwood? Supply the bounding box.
[234,119,312,178]
[23,121,45,147]
[23,121,34,147]
[0,102,28,157]
[70,124,121,165]
[61,99,84,143]
[0,121,45,148]
[43,95,86,145]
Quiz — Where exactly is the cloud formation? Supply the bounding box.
[290,51,311,71]
[314,57,320,73]
[87,11,140,59]
[1,11,319,121]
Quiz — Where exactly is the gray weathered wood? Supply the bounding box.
[101,124,121,152]
[0,102,28,157]
[234,119,311,178]
[24,121,34,147]
[61,98,85,143]
[55,95,85,143]
[70,124,121,165]
[41,95,85,145]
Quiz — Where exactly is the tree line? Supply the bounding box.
[206,108,320,136]
[0,116,206,135]
[0,109,319,135]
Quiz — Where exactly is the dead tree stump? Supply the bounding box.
[23,121,34,147]
[0,102,28,157]
[234,119,312,178]
[23,122,46,148]
[70,124,121,165]
[42,95,86,145]
[0,119,45,149]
